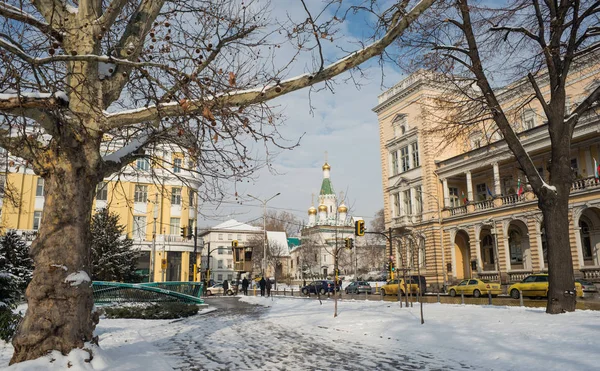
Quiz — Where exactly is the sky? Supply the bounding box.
[198,0,406,231]
[3,296,600,370]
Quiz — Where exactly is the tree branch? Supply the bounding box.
[103,0,436,129]
[94,0,129,29]
[31,0,67,26]
[527,72,551,118]
[0,2,63,42]
[489,26,540,42]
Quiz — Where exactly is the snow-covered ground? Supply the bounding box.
[1,297,599,370]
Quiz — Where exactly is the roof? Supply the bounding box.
[211,219,261,231]
[320,178,334,195]
[267,231,290,257]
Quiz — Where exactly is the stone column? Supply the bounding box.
[442,178,450,208]
[466,170,474,202]
[493,162,503,207]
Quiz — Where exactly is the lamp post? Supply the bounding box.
[247,192,280,277]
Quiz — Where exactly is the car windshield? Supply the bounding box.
[358,282,369,285]
[577,280,593,285]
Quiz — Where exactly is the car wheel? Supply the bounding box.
[381,289,386,296]
[320,288,326,295]
[510,289,520,299]
[449,289,456,297]
[227,290,233,296]
[345,289,349,295]
[302,289,308,295]
[473,289,481,298]
[206,290,212,296]
[399,290,405,296]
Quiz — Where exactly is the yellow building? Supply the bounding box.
[0,146,201,283]
[374,67,600,291]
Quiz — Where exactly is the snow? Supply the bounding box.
[542,181,557,193]
[0,91,69,103]
[64,271,91,286]
[50,264,68,271]
[211,218,261,231]
[98,62,116,79]
[2,298,599,370]
[102,133,149,164]
[66,4,78,14]
[266,231,289,256]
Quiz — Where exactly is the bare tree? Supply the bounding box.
[404,0,600,313]
[252,210,301,237]
[265,240,288,284]
[297,235,320,279]
[0,0,434,362]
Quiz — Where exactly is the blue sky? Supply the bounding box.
[198,0,407,231]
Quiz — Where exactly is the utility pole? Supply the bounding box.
[150,193,158,282]
[247,192,280,277]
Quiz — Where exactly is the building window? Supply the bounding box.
[481,234,495,270]
[133,216,147,240]
[218,247,224,255]
[403,189,412,216]
[391,151,399,176]
[136,157,150,171]
[134,185,148,203]
[33,211,42,230]
[171,188,182,205]
[0,174,6,196]
[400,146,410,172]
[523,109,536,130]
[393,115,407,137]
[449,187,460,207]
[469,131,482,150]
[237,234,242,241]
[393,193,400,217]
[227,274,233,281]
[509,229,523,266]
[96,182,108,201]
[217,274,223,281]
[228,234,232,240]
[227,260,232,269]
[36,178,44,197]
[476,183,487,201]
[173,158,182,173]
[218,234,223,240]
[188,190,195,207]
[411,142,419,168]
[169,217,180,235]
[571,158,579,176]
[227,248,232,255]
[414,186,423,214]
[580,220,593,260]
[218,260,224,269]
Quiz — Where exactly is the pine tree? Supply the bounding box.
[0,231,33,292]
[90,208,139,282]
[0,272,22,342]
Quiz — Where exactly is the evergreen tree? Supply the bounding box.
[0,231,33,291]
[90,208,139,282]
[0,272,22,342]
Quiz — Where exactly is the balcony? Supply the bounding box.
[580,267,600,281]
[571,176,600,192]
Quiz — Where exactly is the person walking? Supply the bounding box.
[223,280,229,296]
[259,277,266,297]
[241,277,249,296]
[266,278,272,297]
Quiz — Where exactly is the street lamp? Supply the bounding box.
[247,192,281,277]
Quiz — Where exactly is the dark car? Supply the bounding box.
[345,281,372,294]
[410,275,427,294]
[575,279,598,297]
[301,280,339,295]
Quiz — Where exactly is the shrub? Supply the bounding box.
[103,302,199,320]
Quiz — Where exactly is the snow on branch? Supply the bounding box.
[102,0,436,129]
[102,131,150,164]
[0,2,63,41]
[0,91,69,110]
[64,271,90,287]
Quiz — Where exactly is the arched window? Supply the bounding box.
[580,219,592,260]
[481,234,495,269]
[509,229,523,267]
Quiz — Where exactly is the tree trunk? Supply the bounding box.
[540,183,576,314]
[11,143,101,364]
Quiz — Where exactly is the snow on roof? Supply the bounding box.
[267,231,289,256]
[212,219,261,231]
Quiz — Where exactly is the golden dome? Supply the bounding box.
[322,162,331,171]
[318,204,327,212]
[308,206,317,215]
[338,205,348,213]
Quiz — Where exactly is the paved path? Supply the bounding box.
[153,297,481,371]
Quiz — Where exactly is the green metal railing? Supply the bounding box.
[92,281,204,305]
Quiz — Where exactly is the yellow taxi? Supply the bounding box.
[380,278,420,296]
[507,274,583,299]
[448,279,501,298]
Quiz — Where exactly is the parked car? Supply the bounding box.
[301,280,339,295]
[575,279,598,297]
[410,275,427,294]
[508,274,583,299]
[380,279,419,296]
[205,283,234,296]
[345,281,372,294]
[448,279,501,298]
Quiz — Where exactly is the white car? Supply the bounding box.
[206,283,234,296]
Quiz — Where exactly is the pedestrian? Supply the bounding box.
[266,278,272,297]
[303,279,306,287]
[242,277,249,296]
[223,280,229,296]
[203,279,208,297]
[259,277,266,296]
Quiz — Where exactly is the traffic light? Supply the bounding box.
[187,225,193,240]
[180,226,186,238]
[344,237,350,249]
[232,240,238,247]
[355,220,365,236]
[390,261,396,272]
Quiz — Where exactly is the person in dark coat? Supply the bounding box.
[259,277,266,296]
[241,277,249,296]
[266,278,272,297]
[223,280,229,296]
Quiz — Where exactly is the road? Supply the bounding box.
[155,297,481,371]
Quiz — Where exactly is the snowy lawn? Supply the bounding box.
[1,298,598,370]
